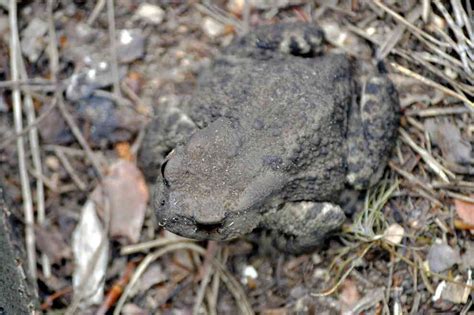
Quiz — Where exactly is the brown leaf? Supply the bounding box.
[454,197,474,227]
[97,160,149,244]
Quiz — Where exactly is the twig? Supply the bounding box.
[53,147,87,191]
[373,0,450,48]
[446,191,474,203]
[0,78,55,89]
[378,6,422,59]
[8,0,37,282]
[388,161,442,207]
[399,128,455,183]
[405,105,471,117]
[46,0,105,178]
[116,242,253,315]
[390,62,474,109]
[422,0,431,22]
[0,98,57,149]
[312,244,374,297]
[208,246,227,315]
[87,0,106,25]
[131,125,146,156]
[193,241,219,315]
[106,0,121,98]
[40,286,73,311]
[120,237,196,255]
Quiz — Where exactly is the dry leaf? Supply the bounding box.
[72,200,108,307]
[98,160,149,244]
[383,223,405,245]
[454,197,474,227]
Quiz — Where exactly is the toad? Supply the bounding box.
[144,23,399,253]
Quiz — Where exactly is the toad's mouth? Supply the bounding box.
[157,212,242,241]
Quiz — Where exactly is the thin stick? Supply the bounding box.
[193,241,218,315]
[120,238,196,255]
[106,0,121,98]
[373,0,451,48]
[0,78,55,89]
[0,99,57,149]
[53,147,87,191]
[390,62,474,109]
[87,0,106,25]
[116,242,253,315]
[8,0,37,281]
[399,128,455,183]
[46,9,104,178]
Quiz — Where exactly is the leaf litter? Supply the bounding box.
[1,0,474,313]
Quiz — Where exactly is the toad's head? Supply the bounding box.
[153,117,285,240]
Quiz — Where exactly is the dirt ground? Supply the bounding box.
[0,0,473,314]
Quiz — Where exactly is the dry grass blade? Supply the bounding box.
[405,105,470,117]
[311,243,374,297]
[107,0,121,98]
[8,0,37,282]
[378,6,422,59]
[433,0,473,74]
[46,0,104,178]
[116,242,253,315]
[399,128,455,183]
[0,99,57,149]
[120,238,197,255]
[390,62,474,109]
[87,0,106,25]
[53,147,87,191]
[373,0,450,48]
[0,78,55,88]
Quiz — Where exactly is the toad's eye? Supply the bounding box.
[161,160,170,188]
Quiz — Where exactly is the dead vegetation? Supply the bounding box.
[0,0,473,313]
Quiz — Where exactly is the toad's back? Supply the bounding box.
[188,54,353,201]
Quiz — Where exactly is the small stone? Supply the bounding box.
[427,243,461,273]
[311,253,322,265]
[241,265,258,285]
[21,18,48,62]
[118,29,145,63]
[66,58,127,101]
[202,17,225,38]
[45,156,61,171]
[290,285,307,299]
[134,3,165,25]
[227,0,245,15]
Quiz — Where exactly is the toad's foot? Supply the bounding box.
[262,201,346,254]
